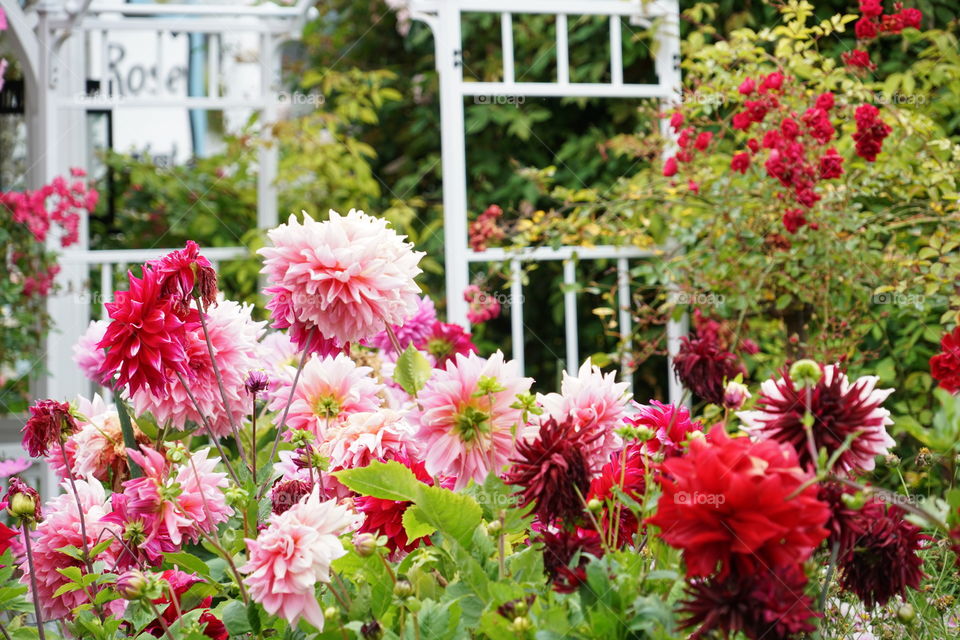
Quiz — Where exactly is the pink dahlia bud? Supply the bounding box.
[244,370,270,395]
[115,570,149,599]
[353,532,378,557]
[722,380,751,410]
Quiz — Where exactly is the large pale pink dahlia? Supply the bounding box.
[72,319,108,384]
[257,330,299,402]
[319,409,418,470]
[537,359,631,468]
[131,299,265,437]
[414,350,533,489]
[738,364,894,475]
[121,446,231,547]
[98,268,196,396]
[269,353,384,438]
[241,487,359,630]
[368,295,437,355]
[20,479,121,620]
[258,209,424,346]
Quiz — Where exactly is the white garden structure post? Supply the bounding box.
[408,0,685,401]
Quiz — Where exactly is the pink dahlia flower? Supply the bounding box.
[121,446,231,547]
[414,350,533,489]
[241,487,360,630]
[72,319,108,384]
[20,479,121,620]
[320,409,418,470]
[537,359,631,469]
[416,321,477,368]
[258,209,425,346]
[98,268,196,396]
[64,395,149,488]
[269,353,384,439]
[131,299,265,437]
[738,364,895,475]
[627,400,703,459]
[368,295,437,355]
[257,330,299,402]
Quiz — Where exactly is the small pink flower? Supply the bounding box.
[627,400,703,458]
[259,210,424,346]
[414,351,532,489]
[241,487,360,630]
[369,295,437,354]
[463,285,501,324]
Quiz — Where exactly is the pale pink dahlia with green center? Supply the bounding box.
[258,209,424,346]
[414,350,533,489]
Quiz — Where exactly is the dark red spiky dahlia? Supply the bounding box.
[837,500,927,608]
[672,334,744,406]
[681,563,818,640]
[586,444,647,546]
[22,399,77,458]
[738,364,895,475]
[505,415,599,525]
[538,527,604,593]
[646,425,830,579]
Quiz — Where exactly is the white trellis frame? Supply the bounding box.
[1,0,312,404]
[409,0,686,402]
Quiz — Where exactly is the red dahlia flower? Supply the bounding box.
[627,400,702,459]
[506,415,598,525]
[270,479,314,515]
[681,563,818,640]
[646,426,829,579]
[586,444,646,546]
[147,570,227,639]
[738,364,895,475]
[147,240,218,316]
[673,332,745,406]
[416,321,477,368]
[98,269,196,396]
[538,527,604,593]
[22,399,77,458]
[930,326,960,393]
[837,500,926,608]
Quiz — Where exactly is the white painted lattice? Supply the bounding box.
[408,0,686,401]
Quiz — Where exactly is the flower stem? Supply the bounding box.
[174,370,243,487]
[251,392,259,483]
[0,618,13,640]
[194,295,250,470]
[260,328,315,500]
[147,600,176,640]
[384,323,405,355]
[21,525,47,640]
[57,438,104,617]
[818,539,840,612]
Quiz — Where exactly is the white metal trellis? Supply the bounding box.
[2,0,312,403]
[408,0,686,402]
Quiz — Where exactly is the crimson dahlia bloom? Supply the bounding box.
[930,326,960,393]
[538,527,604,593]
[646,426,829,579]
[98,269,196,396]
[147,240,218,315]
[22,399,77,458]
[672,333,745,406]
[416,321,477,368]
[506,416,597,524]
[681,563,818,640]
[738,364,894,475]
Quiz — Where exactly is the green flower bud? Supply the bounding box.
[354,532,378,557]
[841,491,866,510]
[789,359,822,389]
[897,603,915,623]
[486,519,503,535]
[509,616,532,632]
[587,498,603,513]
[393,578,414,599]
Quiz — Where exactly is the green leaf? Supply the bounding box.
[402,505,438,541]
[414,485,483,549]
[116,400,143,478]
[333,460,422,501]
[393,344,433,396]
[222,600,253,635]
[164,552,214,580]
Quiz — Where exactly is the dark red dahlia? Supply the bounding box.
[930,326,960,393]
[147,240,218,316]
[680,564,818,640]
[270,479,314,515]
[672,332,745,406]
[22,399,77,458]
[838,500,927,608]
[148,570,225,639]
[98,269,197,396]
[586,444,646,546]
[817,481,863,557]
[538,527,604,593]
[738,364,894,475]
[505,416,598,525]
[355,456,437,555]
[646,426,829,579]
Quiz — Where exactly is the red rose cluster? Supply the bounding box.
[468,204,506,252]
[852,104,892,162]
[855,1,922,41]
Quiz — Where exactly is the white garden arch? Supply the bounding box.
[408,0,686,401]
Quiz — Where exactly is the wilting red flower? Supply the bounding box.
[738,364,895,475]
[538,527,604,593]
[355,456,439,556]
[506,416,597,524]
[98,269,196,396]
[147,240,218,316]
[646,426,830,579]
[270,479,314,515]
[673,333,745,406]
[930,326,960,393]
[416,321,477,368]
[586,444,646,545]
[22,399,77,458]
[838,500,926,608]
[469,204,506,252]
[852,104,891,162]
[680,564,818,640]
[627,400,702,459]
[662,156,678,177]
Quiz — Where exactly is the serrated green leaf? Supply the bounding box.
[333,460,421,501]
[393,344,433,396]
[402,505,438,540]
